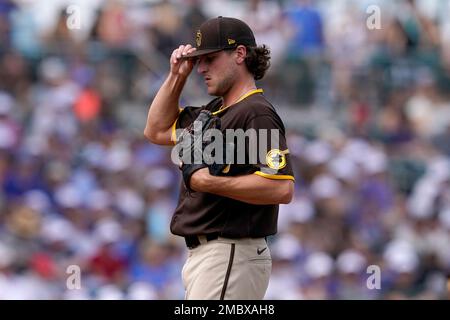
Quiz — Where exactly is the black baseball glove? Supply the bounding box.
[176,110,233,193]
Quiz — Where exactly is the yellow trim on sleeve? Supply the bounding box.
[171,118,178,144]
[171,108,183,145]
[253,171,295,181]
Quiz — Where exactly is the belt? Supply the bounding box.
[184,233,219,249]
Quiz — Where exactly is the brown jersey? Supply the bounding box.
[170,89,294,238]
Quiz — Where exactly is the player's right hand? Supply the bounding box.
[170,44,197,78]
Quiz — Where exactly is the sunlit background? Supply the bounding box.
[0,0,449,299]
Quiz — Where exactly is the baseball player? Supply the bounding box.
[144,16,295,300]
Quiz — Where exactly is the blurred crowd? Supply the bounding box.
[0,0,449,299]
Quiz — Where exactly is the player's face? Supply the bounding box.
[197,50,237,96]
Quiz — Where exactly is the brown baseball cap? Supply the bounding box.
[183,16,257,58]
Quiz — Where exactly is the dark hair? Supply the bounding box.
[245,45,271,81]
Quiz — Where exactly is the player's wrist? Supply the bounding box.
[167,72,189,87]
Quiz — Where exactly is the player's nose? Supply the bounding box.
[197,58,207,74]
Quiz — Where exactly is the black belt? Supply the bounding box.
[184,233,219,249]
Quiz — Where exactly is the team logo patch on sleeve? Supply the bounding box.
[266,149,287,170]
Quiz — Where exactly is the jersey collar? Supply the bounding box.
[212,89,263,116]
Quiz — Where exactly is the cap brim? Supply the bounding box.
[181,48,223,59]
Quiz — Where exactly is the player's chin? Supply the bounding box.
[206,86,218,96]
[207,84,225,97]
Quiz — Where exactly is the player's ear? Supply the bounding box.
[235,45,247,64]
